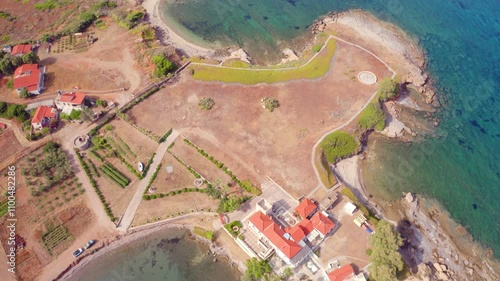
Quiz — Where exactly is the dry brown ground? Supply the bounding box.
[132,192,219,226]
[319,196,371,270]
[0,129,22,163]
[169,136,237,185]
[149,152,198,194]
[0,22,145,104]
[128,41,391,197]
[104,118,158,162]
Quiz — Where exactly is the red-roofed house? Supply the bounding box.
[248,211,311,266]
[31,106,58,130]
[10,44,32,56]
[295,198,318,219]
[328,264,355,281]
[13,64,46,96]
[311,211,336,237]
[54,92,87,114]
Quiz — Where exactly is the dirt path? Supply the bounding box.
[116,130,180,232]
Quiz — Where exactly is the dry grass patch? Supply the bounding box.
[0,129,22,163]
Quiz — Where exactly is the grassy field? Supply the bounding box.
[190,38,337,85]
[314,147,338,189]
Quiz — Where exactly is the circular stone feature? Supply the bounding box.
[357,71,377,85]
[166,165,173,174]
[194,179,204,187]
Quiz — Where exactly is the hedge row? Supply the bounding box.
[87,159,100,178]
[88,149,104,162]
[113,132,137,158]
[76,151,115,221]
[89,112,116,136]
[143,187,204,200]
[159,128,173,143]
[183,139,261,195]
[120,86,160,113]
[141,153,156,178]
[100,162,130,187]
[115,152,142,179]
[167,151,202,179]
[143,163,162,194]
[106,137,129,159]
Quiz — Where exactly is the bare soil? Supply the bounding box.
[132,192,219,227]
[148,152,198,194]
[0,129,22,163]
[128,41,391,198]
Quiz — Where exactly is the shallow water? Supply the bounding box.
[74,228,240,281]
[161,0,500,257]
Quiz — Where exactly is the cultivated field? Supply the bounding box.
[0,143,94,281]
[128,41,392,197]
[0,129,22,163]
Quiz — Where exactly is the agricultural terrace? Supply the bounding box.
[189,37,337,85]
[127,40,392,197]
[83,119,159,218]
[0,142,93,281]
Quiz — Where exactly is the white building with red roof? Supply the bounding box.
[13,64,46,96]
[294,198,318,219]
[54,92,87,114]
[31,106,58,130]
[245,198,337,267]
[10,44,32,56]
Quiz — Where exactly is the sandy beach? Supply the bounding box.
[142,0,215,58]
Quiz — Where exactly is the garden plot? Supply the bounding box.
[132,192,219,227]
[146,152,199,195]
[0,130,22,163]
[169,137,236,186]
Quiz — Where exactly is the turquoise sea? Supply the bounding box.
[161,0,500,257]
[73,228,240,281]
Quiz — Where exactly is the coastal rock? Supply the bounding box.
[437,272,449,280]
[405,192,415,203]
[434,262,443,272]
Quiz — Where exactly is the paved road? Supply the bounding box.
[117,130,180,232]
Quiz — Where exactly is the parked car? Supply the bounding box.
[84,240,96,250]
[73,248,84,257]
[362,223,373,234]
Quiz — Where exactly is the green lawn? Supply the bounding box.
[190,38,337,85]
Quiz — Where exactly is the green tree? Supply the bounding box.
[369,220,404,281]
[320,131,358,163]
[40,34,52,43]
[378,77,399,101]
[152,54,176,77]
[217,195,245,213]
[21,51,39,64]
[0,101,7,114]
[11,56,23,67]
[358,102,386,131]
[6,77,13,89]
[244,258,271,281]
[19,88,30,99]
[96,99,107,107]
[69,109,81,120]
[0,58,14,75]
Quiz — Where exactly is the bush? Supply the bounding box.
[96,99,107,107]
[152,54,177,77]
[358,102,386,131]
[261,97,279,112]
[312,44,322,52]
[198,97,215,110]
[320,131,358,163]
[378,77,399,101]
[224,221,243,237]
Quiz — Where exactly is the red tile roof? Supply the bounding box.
[249,211,303,259]
[311,212,335,235]
[296,219,314,235]
[14,64,41,92]
[59,92,86,105]
[10,44,32,56]
[32,106,56,124]
[249,211,274,232]
[286,225,306,242]
[295,199,317,218]
[328,264,355,281]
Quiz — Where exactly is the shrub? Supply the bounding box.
[320,131,358,163]
[378,77,399,101]
[261,97,279,112]
[224,221,243,237]
[152,54,177,77]
[312,44,322,52]
[198,97,215,110]
[104,124,113,131]
[358,102,386,131]
[96,99,107,107]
